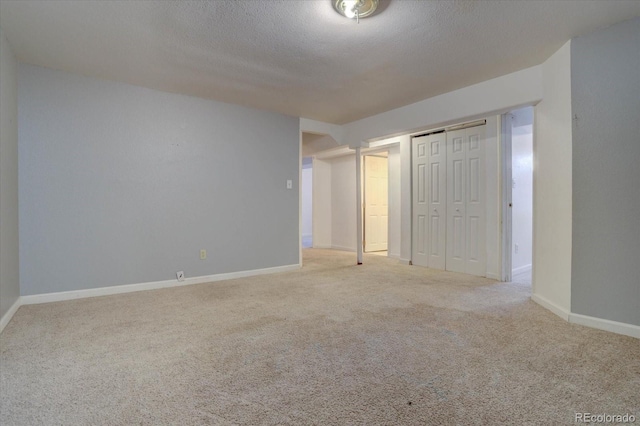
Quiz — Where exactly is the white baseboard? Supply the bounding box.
[486,272,500,280]
[8,265,637,341]
[531,293,570,321]
[512,264,532,275]
[312,244,332,249]
[569,313,640,339]
[399,258,411,265]
[532,294,639,339]
[388,252,400,259]
[0,297,22,334]
[20,264,300,306]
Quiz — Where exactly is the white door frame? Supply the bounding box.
[501,113,514,282]
[500,108,535,283]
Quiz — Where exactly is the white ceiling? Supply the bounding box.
[1,1,638,124]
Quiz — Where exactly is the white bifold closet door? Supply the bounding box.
[412,125,487,276]
[412,133,447,269]
[445,126,486,276]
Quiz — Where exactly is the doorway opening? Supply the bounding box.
[502,106,533,285]
[301,156,313,248]
[363,153,389,254]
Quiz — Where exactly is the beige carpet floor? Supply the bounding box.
[1,249,638,425]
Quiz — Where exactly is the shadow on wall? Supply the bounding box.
[302,133,339,157]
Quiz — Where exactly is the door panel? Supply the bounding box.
[417,214,426,256]
[468,216,479,260]
[464,126,486,276]
[469,158,480,202]
[418,164,426,203]
[430,216,440,255]
[427,135,446,269]
[430,164,440,203]
[364,155,388,252]
[453,216,464,258]
[453,160,463,202]
[446,126,486,276]
[412,137,430,266]
[413,134,447,268]
[447,129,467,273]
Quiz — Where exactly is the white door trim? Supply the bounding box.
[501,113,514,282]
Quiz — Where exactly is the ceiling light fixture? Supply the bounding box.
[333,0,379,23]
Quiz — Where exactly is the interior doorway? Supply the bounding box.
[502,107,533,284]
[301,157,313,248]
[363,154,388,253]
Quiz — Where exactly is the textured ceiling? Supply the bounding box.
[1,1,638,124]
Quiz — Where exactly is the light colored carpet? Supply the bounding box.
[1,249,638,425]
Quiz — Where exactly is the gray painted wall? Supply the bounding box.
[571,18,640,326]
[0,27,20,319]
[19,65,300,296]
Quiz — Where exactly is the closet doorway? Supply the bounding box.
[411,122,487,276]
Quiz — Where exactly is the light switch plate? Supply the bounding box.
[286,179,292,189]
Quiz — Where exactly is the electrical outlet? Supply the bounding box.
[286,179,293,189]
[176,271,185,281]
[515,244,519,254]
[200,249,207,260]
